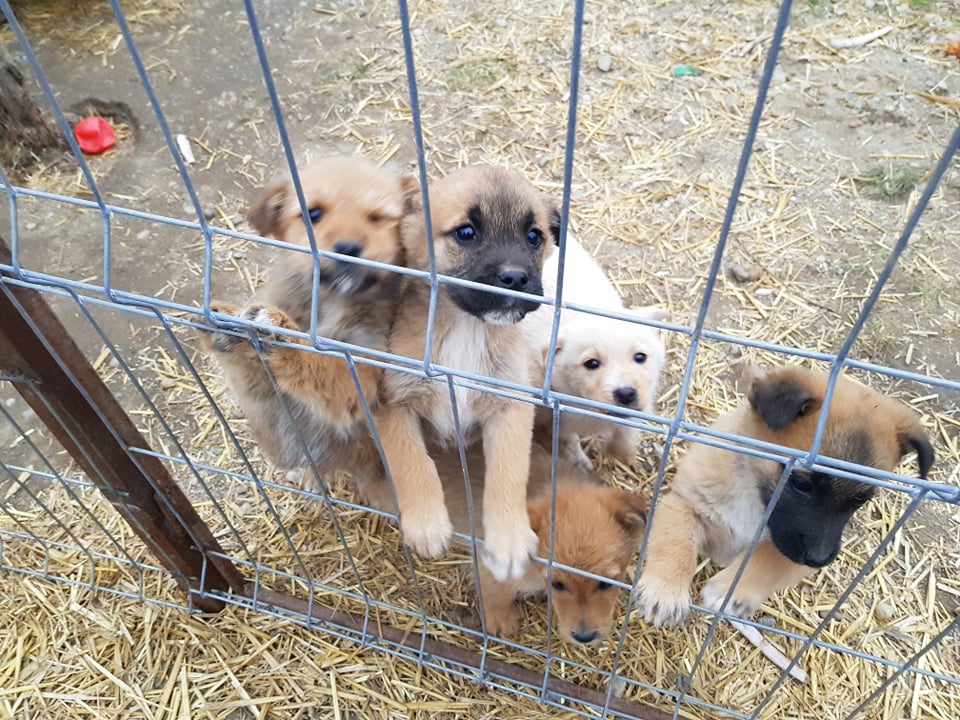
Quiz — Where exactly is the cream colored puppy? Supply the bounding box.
[523,236,667,470]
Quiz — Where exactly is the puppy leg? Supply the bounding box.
[606,425,641,461]
[374,404,452,558]
[236,305,381,429]
[477,565,524,638]
[701,540,815,618]
[481,401,539,581]
[634,491,704,626]
[558,418,594,471]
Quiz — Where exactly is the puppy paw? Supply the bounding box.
[562,440,595,472]
[400,501,454,559]
[701,572,762,619]
[482,518,538,582]
[633,574,692,627]
[483,604,522,638]
[208,303,298,353]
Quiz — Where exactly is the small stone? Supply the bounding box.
[160,377,176,390]
[874,600,896,623]
[729,263,763,283]
[754,288,774,297]
[536,156,549,167]
[597,53,613,72]
[495,17,507,28]
[25,222,37,231]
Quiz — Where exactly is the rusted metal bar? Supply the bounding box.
[0,238,244,611]
[252,587,679,720]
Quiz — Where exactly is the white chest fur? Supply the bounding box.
[426,317,493,440]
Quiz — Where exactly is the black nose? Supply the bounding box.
[613,387,637,406]
[803,548,837,568]
[332,241,362,258]
[571,629,599,644]
[497,269,528,289]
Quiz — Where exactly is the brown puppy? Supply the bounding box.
[635,365,934,625]
[375,166,558,581]
[363,444,648,645]
[202,156,416,491]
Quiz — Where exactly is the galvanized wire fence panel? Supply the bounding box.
[2,0,959,718]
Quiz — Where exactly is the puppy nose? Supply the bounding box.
[613,387,638,406]
[332,241,362,258]
[497,269,528,289]
[570,629,599,645]
[803,549,836,568]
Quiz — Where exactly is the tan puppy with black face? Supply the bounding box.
[635,365,935,626]
[362,444,648,645]
[524,235,667,470]
[202,156,416,491]
[375,166,558,581]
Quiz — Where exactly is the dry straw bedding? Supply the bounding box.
[2,0,960,718]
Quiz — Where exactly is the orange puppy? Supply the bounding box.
[201,156,416,493]
[367,445,648,645]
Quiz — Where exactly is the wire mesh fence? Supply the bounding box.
[1,0,959,718]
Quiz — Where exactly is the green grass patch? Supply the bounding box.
[860,165,927,202]
[445,58,511,93]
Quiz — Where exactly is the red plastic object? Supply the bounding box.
[74,116,117,154]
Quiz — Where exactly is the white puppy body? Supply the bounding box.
[523,236,667,470]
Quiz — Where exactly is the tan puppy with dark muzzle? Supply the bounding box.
[375,166,559,581]
[202,156,416,492]
[635,365,935,625]
[362,444,648,645]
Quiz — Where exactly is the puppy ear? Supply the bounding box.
[540,340,563,366]
[248,181,288,237]
[609,490,648,542]
[400,175,422,215]
[897,418,935,479]
[748,369,822,431]
[548,206,562,246]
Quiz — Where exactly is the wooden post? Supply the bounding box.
[0,238,244,611]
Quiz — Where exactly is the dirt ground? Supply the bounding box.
[1,0,959,718]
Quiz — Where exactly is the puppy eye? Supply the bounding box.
[453,224,476,243]
[527,228,544,248]
[368,212,385,223]
[551,580,566,592]
[633,352,647,364]
[596,581,613,591]
[789,474,814,494]
[583,358,601,370]
[308,207,324,224]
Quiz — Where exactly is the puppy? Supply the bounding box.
[523,234,667,470]
[635,365,935,626]
[201,156,416,492]
[374,166,558,581]
[363,444,649,645]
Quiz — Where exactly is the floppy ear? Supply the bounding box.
[748,370,822,431]
[400,175,422,215]
[248,181,288,237]
[609,490,648,543]
[548,206,562,246]
[897,419,935,479]
[540,339,563,366]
